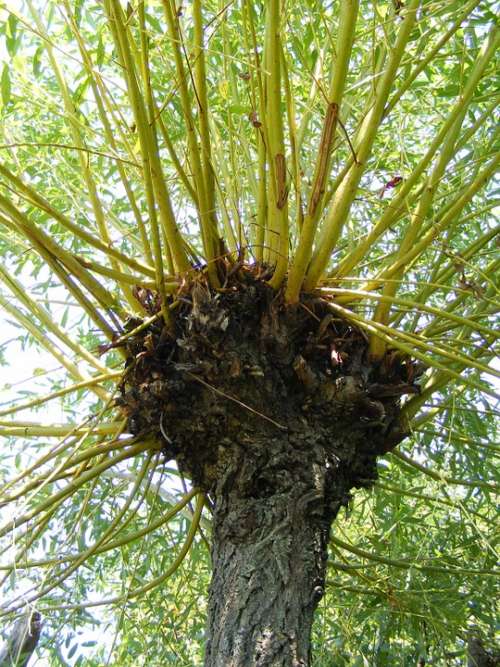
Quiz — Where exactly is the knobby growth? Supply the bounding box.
[116,271,421,487]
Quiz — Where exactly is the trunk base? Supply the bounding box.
[205,430,344,667]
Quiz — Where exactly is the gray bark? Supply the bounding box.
[0,611,41,667]
[467,635,499,667]
[204,432,348,667]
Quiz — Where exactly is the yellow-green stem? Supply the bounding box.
[265,0,288,289]
[286,0,359,301]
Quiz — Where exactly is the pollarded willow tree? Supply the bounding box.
[0,1,498,665]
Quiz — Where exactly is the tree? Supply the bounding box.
[0,0,498,664]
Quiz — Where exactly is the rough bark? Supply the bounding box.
[204,432,341,667]
[0,611,41,667]
[115,273,421,666]
[467,635,499,667]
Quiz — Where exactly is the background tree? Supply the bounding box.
[0,0,498,665]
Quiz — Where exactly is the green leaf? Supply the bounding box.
[6,14,18,57]
[96,35,105,67]
[61,306,69,328]
[33,45,44,77]
[229,104,248,114]
[67,644,78,659]
[437,84,460,97]
[1,64,11,106]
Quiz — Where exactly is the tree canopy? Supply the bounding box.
[0,0,498,664]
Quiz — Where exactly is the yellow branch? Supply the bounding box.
[286,0,359,301]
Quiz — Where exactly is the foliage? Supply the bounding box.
[0,0,498,664]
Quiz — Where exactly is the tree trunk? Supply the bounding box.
[116,278,419,665]
[467,635,499,667]
[204,432,342,666]
[0,610,42,667]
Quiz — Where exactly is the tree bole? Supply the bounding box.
[205,433,339,666]
[115,274,420,665]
